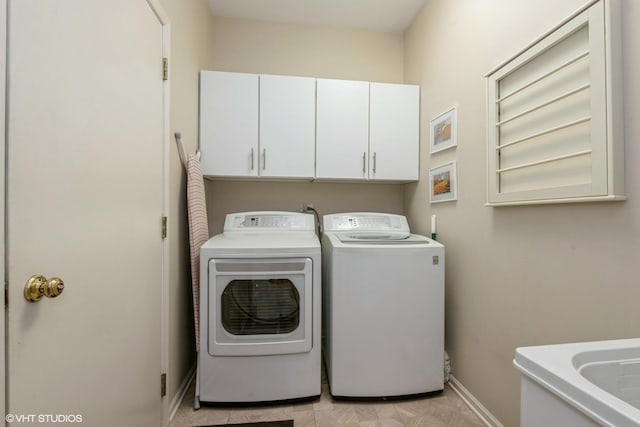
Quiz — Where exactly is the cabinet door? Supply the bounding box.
[316,79,370,180]
[259,74,316,179]
[200,71,259,177]
[369,83,420,181]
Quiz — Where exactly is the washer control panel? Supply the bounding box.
[323,213,410,238]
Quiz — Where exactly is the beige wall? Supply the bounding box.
[157,0,216,411]
[404,1,640,425]
[156,2,407,408]
[206,180,403,233]
[209,16,404,81]
[205,17,406,233]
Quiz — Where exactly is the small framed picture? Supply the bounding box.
[429,106,457,154]
[429,161,457,203]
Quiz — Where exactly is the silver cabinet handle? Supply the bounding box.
[250,148,254,170]
[362,152,366,173]
[262,148,266,170]
[373,152,377,173]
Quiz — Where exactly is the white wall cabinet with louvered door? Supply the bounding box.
[369,82,420,182]
[485,0,624,205]
[259,74,316,179]
[199,71,259,177]
[316,78,370,180]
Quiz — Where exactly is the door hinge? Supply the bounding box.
[162,216,167,239]
[161,373,167,397]
[4,282,8,310]
[162,58,168,81]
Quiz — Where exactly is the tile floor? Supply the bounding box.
[170,372,486,427]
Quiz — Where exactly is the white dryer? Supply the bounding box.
[197,212,321,405]
[322,212,444,398]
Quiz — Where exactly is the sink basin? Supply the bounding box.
[515,339,640,427]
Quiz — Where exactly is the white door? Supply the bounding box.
[259,74,316,179]
[6,1,165,426]
[199,71,259,177]
[369,83,420,181]
[316,79,370,180]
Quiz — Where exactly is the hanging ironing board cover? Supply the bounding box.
[187,153,209,352]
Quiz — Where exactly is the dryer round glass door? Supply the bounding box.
[208,258,313,356]
[221,278,300,335]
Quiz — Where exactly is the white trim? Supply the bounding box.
[169,363,196,423]
[144,1,170,426]
[448,375,504,427]
[485,0,598,76]
[146,0,169,24]
[0,0,7,421]
[485,194,626,207]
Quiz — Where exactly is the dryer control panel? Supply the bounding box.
[224,211,315,233]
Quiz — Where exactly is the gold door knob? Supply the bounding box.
[24,274,65,302]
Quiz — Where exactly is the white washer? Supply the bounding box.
[322,212,445,398]
[196,211,321,405]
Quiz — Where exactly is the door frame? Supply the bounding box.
[1,0,171,425]
[146,0,172,425]
[1,0,7,421]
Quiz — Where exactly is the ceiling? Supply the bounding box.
[207,0,426,34]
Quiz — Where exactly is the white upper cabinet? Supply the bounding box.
[316,80,420,182]
[199,71,259,177]
[369,82,420,182]
[259,74,316,179]
[200,71,420,182]
[316,79,370,180]
[199,71,315,179]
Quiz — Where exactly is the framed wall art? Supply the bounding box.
[429,106,457,154]
[429,161,457,203]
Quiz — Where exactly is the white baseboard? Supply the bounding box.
[448,375,504,427]
[169,363,197,423]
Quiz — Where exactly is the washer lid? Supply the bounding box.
[323,212,410,239]
[336,233,430,245]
